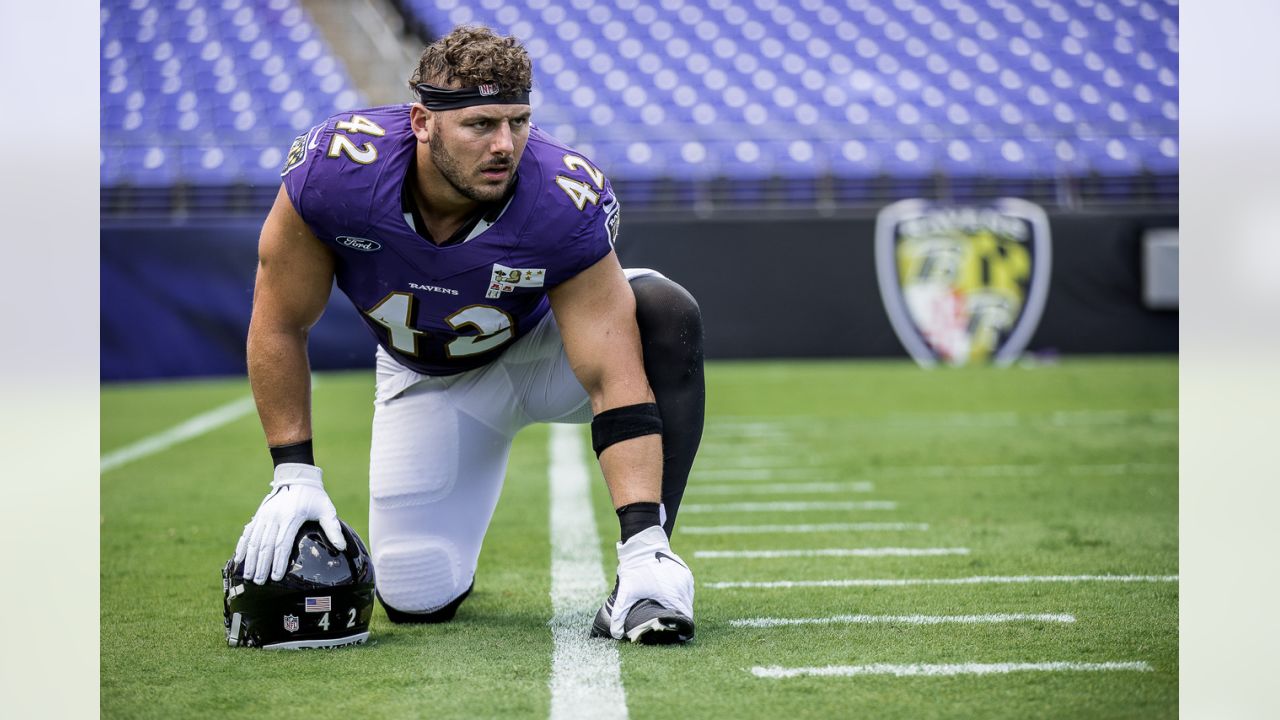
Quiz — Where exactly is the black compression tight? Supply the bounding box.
[629,274,705,537]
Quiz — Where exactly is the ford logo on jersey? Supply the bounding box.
[337,236,382,252]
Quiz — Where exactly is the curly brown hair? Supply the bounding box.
[408,26,533,98]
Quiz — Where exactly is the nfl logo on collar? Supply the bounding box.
[478,84,498,96]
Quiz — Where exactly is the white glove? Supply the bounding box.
[609,525,695,640]
[234,463,347,585]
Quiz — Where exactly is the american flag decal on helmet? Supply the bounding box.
[305,596,332,612]
[478,84,499,96]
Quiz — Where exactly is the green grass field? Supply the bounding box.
[101,357,1177,719]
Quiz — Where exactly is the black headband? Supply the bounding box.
[415,83,531,110]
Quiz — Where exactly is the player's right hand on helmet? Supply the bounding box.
[234,463,347,585]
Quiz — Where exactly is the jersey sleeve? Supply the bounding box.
[542,175,622,287]
[279,122,329,221]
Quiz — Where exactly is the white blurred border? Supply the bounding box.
[0,2,99,715]
[0,0,1268,715]
[1182,1,1280,717]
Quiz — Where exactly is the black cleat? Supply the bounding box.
[589,593,615,639]
[589,580,694,644]
[589,578,618,639]
[620,599,694,644]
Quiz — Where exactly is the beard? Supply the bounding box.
[430,131,514,203]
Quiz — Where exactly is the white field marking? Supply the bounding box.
[708,409,1176,430]
[688,454,816,467]
[704,420,786,430]
[704,574,1179,589]
[686,481,875,496]
[702,424,791,439]
[730,613,1076,628]
[705,419,787,429]
[870,462,1177,478]
[680,501,897,514]
[100,395,257,474]
[686,446,798,457]
[695,547,968,559]
[679,522,929,535]
[882,464,1052,478]
[751,661,1154,679]
[548,424,627,720]
[1066,463,1178,476]
[698,441,796,453]
[930,410,1170,428]
[699,437,793,447]
[691,468,827,481]
[688,462,1175,484]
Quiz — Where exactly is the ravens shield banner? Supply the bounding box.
[875,199,1052,367]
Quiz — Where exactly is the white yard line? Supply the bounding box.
[679,523,929,535]
[698,441,796,453]
[686,452,820,465]
[686,481,875,495]
[731,613,1076,628]
[99,395,257,474]
[751,661,1153,679]
[690,462,1175,483]
[709,410,1176,430]
[702,425,792,440]
[1066,463,1177,475]
[882,462,1176,477]
[548,424,627,720]
[680,501,897,514]
[705,574,1179,589]
[691,468,827,481]
[695,547,969,559]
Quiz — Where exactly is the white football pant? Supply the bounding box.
[368,268,660,614]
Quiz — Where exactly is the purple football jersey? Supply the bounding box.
[281,105,620,376]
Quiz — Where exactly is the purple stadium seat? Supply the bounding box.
[1082,137,1145,176]
[101,0,363,186]
[102,0,1178,191]
[1137,136,1180,174]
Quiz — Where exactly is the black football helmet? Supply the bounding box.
[222,520,376,649]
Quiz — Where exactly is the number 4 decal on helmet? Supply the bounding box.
[222,521,375,649]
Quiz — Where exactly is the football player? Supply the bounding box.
[234,25,702,644]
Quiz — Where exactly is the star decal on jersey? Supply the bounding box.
[486,263,546,299]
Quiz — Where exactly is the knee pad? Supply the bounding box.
[630,275,703,352]
[373,537,472,619]
[379,581,473,624]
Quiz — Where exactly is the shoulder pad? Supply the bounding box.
[525,128,618,226]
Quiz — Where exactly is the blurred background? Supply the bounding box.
[99,0,1178,380]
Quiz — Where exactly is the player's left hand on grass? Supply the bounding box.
[233,463,347,585]
[609,525,695,640]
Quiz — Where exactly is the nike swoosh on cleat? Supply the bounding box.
[654,551,686,568]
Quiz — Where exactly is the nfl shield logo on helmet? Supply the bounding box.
[477,84,499,96]
[874,198,1052,367]
[283,614,300,633]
